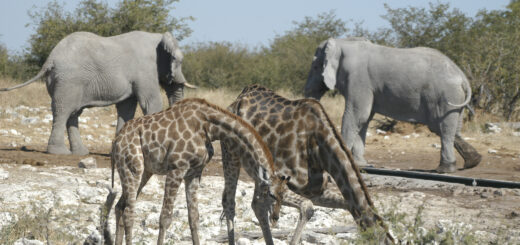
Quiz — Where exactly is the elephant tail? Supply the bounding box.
[0,62,52,92]
[448,78,472,108]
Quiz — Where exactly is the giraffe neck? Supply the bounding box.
[311,101,374,209]
[200,101,276,183]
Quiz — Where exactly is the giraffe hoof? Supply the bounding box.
[436,161,457,173]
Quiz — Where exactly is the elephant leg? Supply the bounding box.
[435,113,459,173]
[47,100,73,155]
[115,97,138,134]
[341,93,374,166]
[454,111,482,169]
[67,109,89,155]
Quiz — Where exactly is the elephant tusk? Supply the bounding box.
[183,82,198,89]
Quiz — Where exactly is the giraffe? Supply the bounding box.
[222,84,395,244]
[110,98,287,245]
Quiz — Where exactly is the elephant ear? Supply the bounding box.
[159,32,182,60]
[322,38,341,90]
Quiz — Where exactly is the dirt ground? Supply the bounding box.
[1,89,519,243]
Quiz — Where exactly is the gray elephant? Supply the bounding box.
[304,38,481,173]
[1,31,195,155]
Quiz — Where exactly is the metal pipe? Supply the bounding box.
[361,167,520,189]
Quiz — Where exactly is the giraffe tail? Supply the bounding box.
[110,141,116,189]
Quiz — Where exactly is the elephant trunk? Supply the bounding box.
[166,82,185,106]
[304,79,327,101]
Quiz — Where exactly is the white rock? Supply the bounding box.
[21,116,39,125]
[14,238,44,245]
[366,132,372,137]
[24,137,32,143]
[512,132,520,137]
[0,129,8,135]
[237,238,251,245]
[383,135,390,140]
[0,212,17,227]
[77,186,105,204]
[55,189,80,206]
[79,157,97,169]
[9,142,17,147]
[79,117,90,123]
[111,120,118,127]
[402,135,411,139]
[412,132,420,138]
[488,149,497,154]
[9,129,20,135]
[431,143,441,149]
[376,129,387,135]
[0,168,9,180]
[484,123,502,134]
[85,134,94,141]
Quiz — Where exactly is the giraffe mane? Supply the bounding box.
[176,98,276,172]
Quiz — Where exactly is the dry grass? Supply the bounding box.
[0,78,50,107]
[1,77,514,135]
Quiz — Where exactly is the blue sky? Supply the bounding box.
[0,0,511,53]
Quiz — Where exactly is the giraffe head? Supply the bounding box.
[255,165,289,225]
[269,175,290,225]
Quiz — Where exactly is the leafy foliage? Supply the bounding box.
[25,0,193,67]
[3,1,520,119]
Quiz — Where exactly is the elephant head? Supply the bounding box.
[157,32,196,106]
[304,38,340,100]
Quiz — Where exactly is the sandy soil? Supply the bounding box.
[0,99,519,243]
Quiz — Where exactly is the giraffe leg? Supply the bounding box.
[136,170,153,198]
[221,142,240,245]
[114,192,127,245]
[281,191,314,245]
[157,169,185,245]
[114,150,143,245]
[309,188,350,209]
[115,172,141,244]
[184,167,203,245]
[251,183,275,245]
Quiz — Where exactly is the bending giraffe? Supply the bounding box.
[110,98,287,245]
[223,84,395,244]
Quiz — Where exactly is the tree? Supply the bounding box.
[26,0,193,67]
[263,10,349,92]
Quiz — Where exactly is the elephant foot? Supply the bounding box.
[353,157,374,168]
[463,152,482,169]
[436,161,457,173]
[72,146,89,156]
[47,144,72,155]
[454,135,482,170]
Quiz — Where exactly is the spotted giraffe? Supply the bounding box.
[223,84,395,244]
[110,98,287,245]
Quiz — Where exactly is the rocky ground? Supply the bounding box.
[1,104,520,244]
